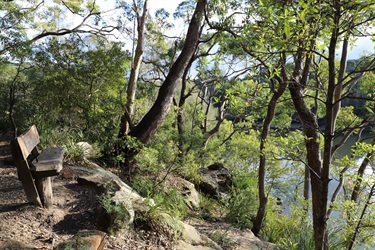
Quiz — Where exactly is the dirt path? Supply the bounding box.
[0,134,102,249]
[0,134,170,249]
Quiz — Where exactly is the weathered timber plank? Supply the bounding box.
[30,147,65,173]
[17,125,39,159]
[35,177,53,208]
[10,139,42,207]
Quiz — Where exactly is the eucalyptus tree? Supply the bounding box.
[29,36,129,143]
[208,0,295,237]
[284,2,375,248]
[0,0,129,135]
[172,0,235,157]
[211,0,375,249]
[121,0,208,148]
[118,0,149,137]
[0,0,122,56]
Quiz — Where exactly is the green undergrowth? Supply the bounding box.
[98,192,131,234]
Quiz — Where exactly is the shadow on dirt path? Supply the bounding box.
[0,134,12,168]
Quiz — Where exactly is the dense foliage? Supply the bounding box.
[1,0,375,249]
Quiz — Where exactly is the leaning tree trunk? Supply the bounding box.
[128,0,207,144]
[252,77,287,236]
[351,137,375,203]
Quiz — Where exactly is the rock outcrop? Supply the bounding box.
[76,142,95,160]
[72,162,151,227]
[224,229,283,250]
[71,163,220,249]
[198,163,233,198]
[164,175,200,210]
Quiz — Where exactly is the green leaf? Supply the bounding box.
[284,22,291,38]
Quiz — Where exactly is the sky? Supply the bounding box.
[98,0,373,59]
[347,36,374,59]
[148,0,181,15]
[146,1,375,59]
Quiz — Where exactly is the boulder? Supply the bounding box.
[76,142,94,160]
[54,230,106,250]
[165,175,200,210]
[69,163,281,250]
[148,213,222,250]
[72,162,154,227]
[188,219,284,250]
[198,163,233,198]
[176,241,218,250]
[225,229,283,250]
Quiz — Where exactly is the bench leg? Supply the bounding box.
[35,177,53,208]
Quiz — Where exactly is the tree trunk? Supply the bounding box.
[288,50,329,250]
[176,58,195,157]
[128,0,207,144]
[350,137,375,203]
[348,183,375,250]
[252,79,287,236]
[289,79,327,249]
[119,0,149,137]
[303,165,310,208]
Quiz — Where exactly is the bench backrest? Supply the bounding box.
[15,125,40,160]
[10,125,42,207]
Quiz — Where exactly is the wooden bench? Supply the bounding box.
[10,125,65,208]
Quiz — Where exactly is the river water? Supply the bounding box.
[277,132,375,249]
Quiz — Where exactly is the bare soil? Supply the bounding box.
[0,134,172,250]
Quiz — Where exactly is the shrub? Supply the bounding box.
[225,174,258,229]
[98,192,131,234]
[259,206,310,249]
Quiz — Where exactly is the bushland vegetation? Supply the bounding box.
[1,0,375,249]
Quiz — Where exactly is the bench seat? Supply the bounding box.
[31,147,65,178]
[10,125,65,208]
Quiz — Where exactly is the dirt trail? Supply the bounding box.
[0,134,169,249]
[0,134,102,249]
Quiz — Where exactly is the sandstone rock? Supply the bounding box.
[76,142,94,160]
[72,162,154,227]
[186,219,285,250]
[54,230,106,250]
[165,175,200,210]
[198,163,232,198]
[224,229,283,250]
[150,213,222,250]
[176,240,219,250]
[181,179,200,210]
[68,162,280,250]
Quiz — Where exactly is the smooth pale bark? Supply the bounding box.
[303,166,310,204]
[128,0,207,144]
[332,37,348,128]
[119,0,149,137]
